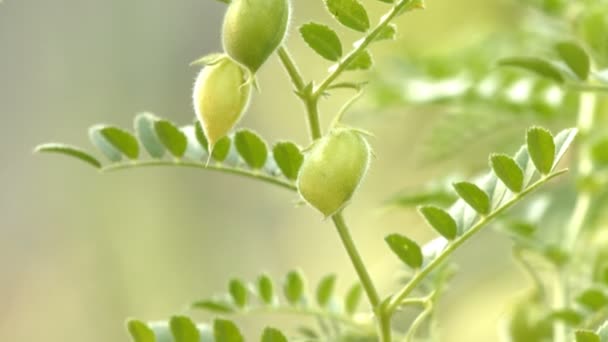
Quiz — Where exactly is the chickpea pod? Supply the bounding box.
[193,56,252,149]
[297,128,372,217]
[222,0,291,73]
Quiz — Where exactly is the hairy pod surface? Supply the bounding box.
[193,56,252,149]
[222,0,290,73]
[297,128,371,217]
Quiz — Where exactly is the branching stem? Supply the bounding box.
[384,170,568,316]
[102,160,297,191]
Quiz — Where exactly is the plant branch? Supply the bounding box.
[244,305,375,334]
[384,170,568,315]
[313,0,422,97]
[553,88,598,342]
[332,212,381,308]
[277,46,305,91]
[101,160,297,191]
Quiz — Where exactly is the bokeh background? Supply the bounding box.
[0,0,555,341]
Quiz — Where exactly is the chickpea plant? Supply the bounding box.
[33,0,608,341]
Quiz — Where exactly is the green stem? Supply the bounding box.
[384,170,568,315]
[244,305,375,333]
[332,213,381,307]
[403,307,432,342]
[101,160,297,191]
[305,98,323,140]
[331,212,391,342]
[554,90,598,342]
[277,46,305,91]
[313,0,421,97]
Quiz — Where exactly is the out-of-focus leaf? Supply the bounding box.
[127,319,155,342]
[261,327,288,342]
[257,274,275,305]
[89,125,123,162]
[555,41,590,80]
[135,112,165,158]
[576,330,600,342]
[170,316,200,342]
[34,143,101,168]
[155,120,187,157]
[498,57,565,83]
[192,299,235,313]
[576,288,608,311]
[228,279,248,308]
[344,283,362,315]
[284,270,305,305]
[213,319,243,342]
[316,274,337,307]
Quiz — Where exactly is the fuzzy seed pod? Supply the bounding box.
[222,0,290,73]
[297,128,371,217]
[193,56,252,149]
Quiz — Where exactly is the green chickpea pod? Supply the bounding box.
[297,128,372,217]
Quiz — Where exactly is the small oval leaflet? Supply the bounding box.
[452,182,490,215]
[261,327,288,342]
[300,22,343,62]
[127,320,155,342]
[273,141,303,180]
[214,319,244,342]
[325,0,370,32]
[135,112,165,158]
[385,233,423,269]
[212,136,232,162]
[344,283,363,315]
[490,153,524,193]
[98,126,140,159]
[284,270,305,305]
[154,120,188,158]
[170,316,200,342]
[257,274,275,305]
[228,278,248,308]
[526,127,555,175]
[345,50,373,71]
[419,205,458,239]
[234,129,268,169]
[316,274,337,307]
[89,125,123,162]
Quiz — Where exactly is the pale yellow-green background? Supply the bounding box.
[1,1,531,341]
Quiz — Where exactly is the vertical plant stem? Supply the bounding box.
[277,46,305,91]
[332,212,390,342]
[305,98,323,141]
[554,90,597,342]
[277,46,324,140]
[332,213,381,307]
